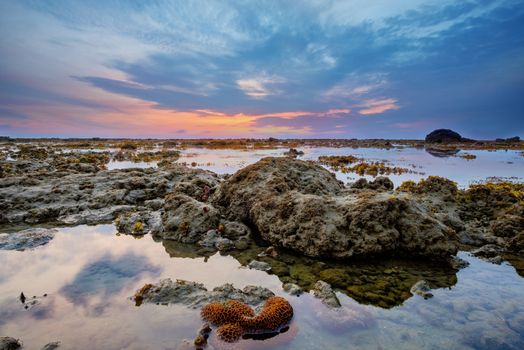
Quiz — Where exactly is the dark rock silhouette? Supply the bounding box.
[425,129,463,143]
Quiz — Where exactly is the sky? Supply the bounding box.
[0,0,523,139]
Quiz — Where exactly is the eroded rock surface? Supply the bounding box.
[0,163,218,226]
[213,157,457,259]
[133,279,274,308]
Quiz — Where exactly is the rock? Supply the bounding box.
[0,164,219,226]
[351,176,394,191]
[213,157,456,259]
[58,205,135,225]
[115,211,149,235]
[471,244,505,259]
[220,220,251,239]
[41,342,60,350]
[0,228,56,251]
[410,280,433,299]
[133,279,274,308]
[283,148,304,158]
[234,238,250,250]
[197,230,234,251]
[312,280,341,308]
[425,129,463,143]
[258,246,279,258]
[0,337,21,350]
[248,260,271,272]
[450,256,470,269]
[496,136,520,142]
[160,194,220,243]
[283,283,303,296]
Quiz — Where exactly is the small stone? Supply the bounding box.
[410,280,433,299]
[283,283,303,296]
[313,280,341,308]
[248,260,271,272]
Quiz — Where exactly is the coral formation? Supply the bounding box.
[216,323,244,342]
[201,300,255,325]
[201,296,293,342]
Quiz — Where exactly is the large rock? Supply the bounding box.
[213,157,457,259]
[425,129,463,143]
[133,279,274,308]
[0,164,219,225]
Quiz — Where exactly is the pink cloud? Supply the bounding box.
[358,98,400,115]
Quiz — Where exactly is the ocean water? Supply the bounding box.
[1,225,523,350]
[176,147,524,188]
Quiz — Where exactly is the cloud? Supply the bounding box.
[358,98,400,115]
[1,0,523,138]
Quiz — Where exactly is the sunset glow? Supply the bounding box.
[1,1,523,138]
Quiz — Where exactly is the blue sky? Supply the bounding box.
[1,0,523,138]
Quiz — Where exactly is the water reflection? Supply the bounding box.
[0,225,523,349]
[229,245,459,309]
[60,253,160,314]
[425,146,461,158]
[177,147,524,188]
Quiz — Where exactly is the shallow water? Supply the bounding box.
[107,160,158,170]
[176,147,524,188]
[1,225,523,349]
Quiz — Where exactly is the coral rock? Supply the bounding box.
[201,296,293,343]
[216,323,244,343]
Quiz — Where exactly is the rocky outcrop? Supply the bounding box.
[133,279,274,308]
[213,157,457,259]
[0,164,219,226]
[425,129,464,143]
[398,178,524,257]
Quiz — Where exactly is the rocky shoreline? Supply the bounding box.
[2,152,522,265]
[1,146,523,348]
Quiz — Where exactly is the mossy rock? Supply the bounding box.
[289,264,317,287]
[319,268,350,288]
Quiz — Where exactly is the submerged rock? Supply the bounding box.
[312,280,341,308]
[197,229,234,251]
[133,279,274,308]
[282,283,303,296]
[410,280,433,299]
[0,228,56,251]
[213,157,457,259]
[248,260,272,272]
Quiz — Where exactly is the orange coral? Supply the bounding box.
[201,296,293,343]
[201,300,255,325]
[216,323,244,343]
[241,297,294,331]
